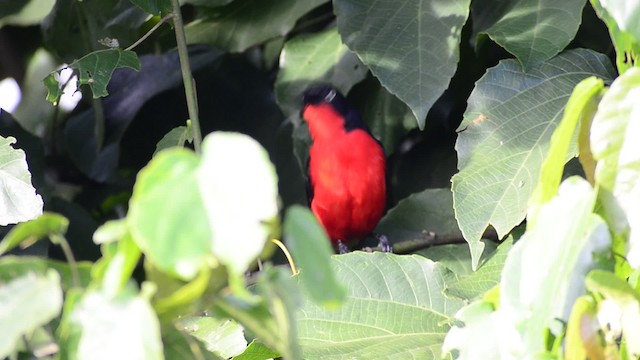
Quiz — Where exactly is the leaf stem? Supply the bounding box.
[271,239,298,275]
[51,234,80,288]
[169,0,203,153]
[125,14,173,52]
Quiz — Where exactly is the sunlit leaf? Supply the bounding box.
[0,270,62,359]
[197,132,279,276]
[590,68,640,268]
[0,135,43,226]
[181,316,247,358]
[71,287,164,360]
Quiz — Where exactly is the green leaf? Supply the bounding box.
[275,26,368,117]
[128,148,211,280]
[445,236,513,301]
[452,49,616,269]
[528,76,605,217]
[196,132,279,276]
[376,188,462,246]
[590,68,640,268]
[0,270,62,359]
[0,0,55,27]
[284,205,346,308]
[416,241,496,277]
[185,0,328,52]
[184,0,234,6]
[153,125,193,157]
[297,252,464,359]
[233,340,280,360]
[472,0,588,68]
[70,287,164,360]
[500,177,610,355]
[334,0,471,128]
[69,49,141,99]
[586,270,640,356]
[0,212,68,255]
[0,135,43,226]
[129,0,171,16]
[181,316,247,358]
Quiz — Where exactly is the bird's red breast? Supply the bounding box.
[302,87,386,244]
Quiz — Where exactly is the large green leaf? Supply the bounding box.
[0,135,43,226]
[284,205,346,308]
[590,68,640,268]
[70,287,164,360]
[185,0,328,52]
[472,0,587,68]
[0,270,62,358]
[297,252,464,359]
[597,0,640,44]
[452,48,615,269]
[275,26,368,118]
[334,0,471,128]
[127,148,211,280]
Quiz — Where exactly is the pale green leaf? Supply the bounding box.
[0,212,68,255]
[181,317,247,359]
[0,135,43,226]
[71,288,164,360]
[591,68,640,268]
[500,177,610,355]
[0,270,62,358]
[197,132,279,276]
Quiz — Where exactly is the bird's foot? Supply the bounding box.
[376,234,393,253]
[337,240,350,254]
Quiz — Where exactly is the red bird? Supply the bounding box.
[301,85,389,252]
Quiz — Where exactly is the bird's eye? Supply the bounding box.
[324,89,336,102]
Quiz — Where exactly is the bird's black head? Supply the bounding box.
[301,84,369,132]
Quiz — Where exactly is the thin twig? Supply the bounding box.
[125,14,174,52]
[362,228,499,254]
[169,0,203,153]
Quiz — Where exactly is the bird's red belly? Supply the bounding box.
[309,131,386,243]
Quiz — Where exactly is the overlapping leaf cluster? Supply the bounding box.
[0,0,639,359]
